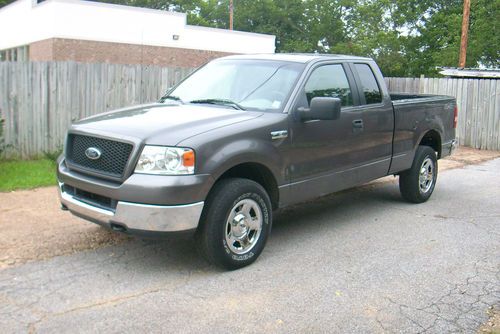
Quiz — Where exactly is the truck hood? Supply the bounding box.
[71,103,263,145]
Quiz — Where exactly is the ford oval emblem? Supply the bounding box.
[85,147,102,160]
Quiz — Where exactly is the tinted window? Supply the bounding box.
[304,64,353,107]
[355,63,382,104]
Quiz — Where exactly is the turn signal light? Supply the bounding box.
[183,150,195,167]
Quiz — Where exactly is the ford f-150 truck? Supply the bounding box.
[57,54,457,269]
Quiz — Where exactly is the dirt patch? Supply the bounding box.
[440,146,500,170]
[0,187,130,269]
[479,306,500,333]
[0,146,498,270]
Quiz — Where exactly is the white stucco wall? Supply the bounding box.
[0,0,276,53]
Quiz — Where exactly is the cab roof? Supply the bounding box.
[219,53,373,64]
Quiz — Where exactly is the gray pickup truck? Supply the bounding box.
[57,54,457,269]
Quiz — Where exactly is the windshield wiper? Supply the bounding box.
[160,95,184,104]
[189,98,246,110]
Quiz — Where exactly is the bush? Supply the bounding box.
[43,149,63,162]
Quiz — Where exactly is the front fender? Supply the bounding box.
[201,138,285,185]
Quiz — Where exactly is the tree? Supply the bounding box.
[397,0,499,75]
[467,0,499,68]
[0,0,15,7]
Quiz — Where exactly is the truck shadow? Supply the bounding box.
[116,182,406,272]
[110,176,456,273]
[95,174,463,274]
[272,182,403,236]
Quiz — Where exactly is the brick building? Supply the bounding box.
[0,0,276,67]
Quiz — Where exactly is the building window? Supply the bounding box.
[0,46,29,62]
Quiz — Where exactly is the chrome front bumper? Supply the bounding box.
[58,182,204,234]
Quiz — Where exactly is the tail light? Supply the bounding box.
[453,105,458,129]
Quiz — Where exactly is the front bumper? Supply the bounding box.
[57,158,207,235]
[58,182,204,234]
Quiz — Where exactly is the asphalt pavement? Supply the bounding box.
[1,159,499,333]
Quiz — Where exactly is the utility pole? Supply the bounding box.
[459,0,471,68]
[229,0,234,30]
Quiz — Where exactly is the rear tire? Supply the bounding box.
[399,146,438,203]
[196,178,272,270]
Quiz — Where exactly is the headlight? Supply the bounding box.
[135,146,195,175]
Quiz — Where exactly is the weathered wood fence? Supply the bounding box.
[0,62,193,158]
[0,62,499,158]
[385,77,499,151]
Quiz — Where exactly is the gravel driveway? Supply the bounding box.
[0,156,499,333]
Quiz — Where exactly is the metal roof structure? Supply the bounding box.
[439,67,500,79]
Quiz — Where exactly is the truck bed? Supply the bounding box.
[388,93,456,174]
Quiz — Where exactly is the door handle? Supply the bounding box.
[352,119,364,129]
[270,130,288,140]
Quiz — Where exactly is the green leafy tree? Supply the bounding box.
[0,0,15,7]
[398,0,499,75]
[467,0,499,68]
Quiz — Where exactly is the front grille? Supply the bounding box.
[63,184,117,211]
[66,134,133,178]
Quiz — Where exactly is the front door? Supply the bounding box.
[283,62,392,205]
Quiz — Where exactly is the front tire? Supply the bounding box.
[399,145,438,203]
[196,178,272,270]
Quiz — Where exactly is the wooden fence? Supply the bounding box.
[385,77,499,151]
[0,62,499,158]
[0,62,193,158]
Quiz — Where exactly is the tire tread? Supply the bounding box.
[196,178,271,270]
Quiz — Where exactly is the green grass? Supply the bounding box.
[0,159,57,191]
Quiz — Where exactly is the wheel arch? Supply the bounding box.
[418,129,442,158]
[211,162,280,210]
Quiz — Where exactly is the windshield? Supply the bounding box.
[162,60,304,112]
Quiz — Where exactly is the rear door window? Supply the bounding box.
[354,63,382,104]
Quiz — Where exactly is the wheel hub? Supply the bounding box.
[419,157,434,193]
[231,213,248,238]
[225,198,263,255]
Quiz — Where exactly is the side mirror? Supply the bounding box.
[299,97,341,121]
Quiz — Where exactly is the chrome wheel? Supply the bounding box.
[419,157,435,194]
[225,199,263,255]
